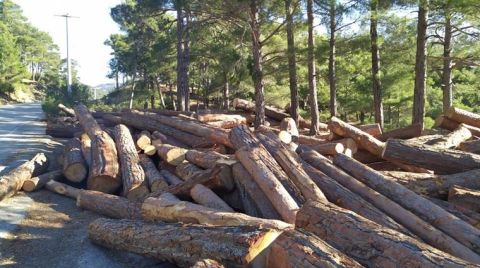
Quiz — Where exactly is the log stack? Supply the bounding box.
[13,104,480,267]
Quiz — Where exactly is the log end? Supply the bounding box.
[87,175,121,194]
[244,229,282,264]
[22,179,39,192]
[64,163,88,183]
[125,184,150,201]
[143,145,157,156]
[166,149,187,166]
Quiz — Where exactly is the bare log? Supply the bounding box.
[429,197,480,229]
[79,133,92,166]
[63,137,88,183]
[22,169,63,192]
[460,140,480,154]
[160,169,183,186]
[436,115,480,137]
[175,162,234,193]
[45,180,81,199]
[46,123,82,138]
[425,124,472,149]
[152,131,188,148]
[190,259,224,268]
[190,184,234,212]
[136,130,152,150]
[155,143,187,166]
[77,190,142,219]
[279,117,299,138]
[449,185,480,212]
[185,150,232,169]
[446,107,480,128]
[139,154,168,192]
[378,123,423,141]
[58,103,76,117]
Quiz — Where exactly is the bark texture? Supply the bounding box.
[77,190,142,219]
[63,137,88,183]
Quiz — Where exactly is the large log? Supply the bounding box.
[88,218,281,267]
[73,104,120,193]
[113,124,148,200]
[46,123,82,138]
[300,150,478,258]
[196,113,246,123]
[155,143,187,166]
[62,137,88,183]
[449,185,480,212]
[77,190,142,219]
[232,163,281,220]
[334,153,480,255]
[436,115,480,136]
[176,162,234,193]
[236,147,299,223]
[425,123,472,149]
[185,150,232,169]
[378,123,423,141]
[190,184,234,212]
[22,169,63,192]
[45,180,81,199]
[460,140,480,154]
[142,193,290,230]
[255,131,328,202]
[152,131,188,148]
[139,154,168,192]
[382,169,480,199]
[353,149,382,163]
[266,229,362,268]
[446,107,480,128]
[296,200,480,266]
[429,197,480,228]
[0,153,48,201]
[160,169,183,186]
[382,138,480,174]
[79,133,92,166]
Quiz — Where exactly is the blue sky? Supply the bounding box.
[15,0,122,86]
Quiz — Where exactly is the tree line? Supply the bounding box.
[107,0,480,132]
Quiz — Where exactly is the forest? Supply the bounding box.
[105,0,480,132]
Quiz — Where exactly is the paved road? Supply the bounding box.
[0,103,167,267]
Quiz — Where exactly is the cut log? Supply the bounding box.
[102,114,122,125]
[76,190,141,219]
[300,150,479,258]
[436,115,480,137]
[79,133,92,166]
[460,140,480,154]
[136,130,152,150]
[142,193,290,230]
[196,113,246,123]
[425,123,472,149]
[296,200,480,266]
[296,133,329,145]
[382,138,480,174]
[232,163,281,220]
[190,259,224,268]
[205,120,244,129]
[139,154,168,192]
[88,218,281,267]
[446,107,480,128]
[366,161,400,171]
[22,169,63,192]
[155,143,187,166]
[429,197,480,229]
[378,123,423,141]
[382,169,480,199]
[255,131,328,202]
[62,137,88,183]
[58,103,75,117]
[190,184,234,212]
[185,150,232,169]
[329,123,383,140]
[175,162,234,193]
[353,149,382,164]
[279,117,299,138]
[299,142,344,156]
[45,180,81,199]
[0,153,48,201]
[74,104,120,193]
[113,124,148,200]
[449,185,480,212]
[235,147,299,223]
[159,169,183,186]
[266,229,362,268]
[300,159,408,232]
[142,144,157,156]
[46,123,82,138]
[334,153,480,254]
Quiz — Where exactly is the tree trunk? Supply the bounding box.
[88,218,281,267]
[0,153,48,201]
[58,103,76,117]
[136,130,152,150]
[297,200,479,266]
[449,185,480,213]
[267,229,363,268]
[429,197,480,229]
[77,190,142,219]
[370,0,384,129]
[190,184,234,212]
[129,76,137,110]
[382,138,480,174]
[412,0,429,125]
[155,143,187,166]
[249,0,265,128]
[306,0,320,135]
[176,8,186,111]
[80,133,92,167]
[185,150,232,169]
[378,123,423,141]
[73,104,120,193]
[459,140,480,154]
[196,113,246,123]
[223,73,229,109]
[45,180,81,199]
[442,10,453,112]
[112,124,148,200]
[285,0,299,125]
[328,1,337,117]
[425,123,472,149]
[63,137,88,183]
[435,115,480,137]
[446,107,480,129]
[334,153,480,255]
[175,162,234,193]
[22,169,63,192]
[184,9,191,112]
[139,154,168,192]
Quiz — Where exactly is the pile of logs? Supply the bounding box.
[4,100,480,267]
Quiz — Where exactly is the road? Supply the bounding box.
[0,103,167,267]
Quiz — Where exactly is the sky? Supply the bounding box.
[15,0,122,87]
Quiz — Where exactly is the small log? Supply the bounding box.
[378,123,423,141]
[429,197,480,229]
[142,144,157,156]
[425,123,472,149]
[279,117,299,138]
[155,143,187,166]
[449,185,480,212]
[160,169,183,186]
[300,142,344,156]
[190,184,234,212]
[446,107,480,128]
[232,163,281,220]
[185,150,232,169]
[267,229,362,268]
[45,180,81,199]
[435,115,480,136]
[196,113,246,123]
[297,200,480,267]
[459,140,480,154]
[334,153,480,255]
[297,133,329,145]
[79,133,92,166]
[139,155,168,192]
[366,161,400,171]
[113,124,148,200]
[382,138,480,174]
[22,169,63,192]
[58,103,76,117]
[151,131,187,149]
[175,162,234,193]
[76,190,141,219]
[136,130,152,150]
[205,120,244,129]
[62,137,88,183]
[0,153,48,201]
[142,193,290,230]
[329,123,383,140]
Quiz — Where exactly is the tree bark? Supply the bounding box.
[334,153,480,255]
[435,115,480,137]
[459,140,480,154]
[328,0,337,117]
[185,150,232,169]
[0,153,48,201]
[449,185,480,212]
[196,114,246,123]
[45,180,81,199]
[425,123,472,149]
[412,0,429,125]
[442,10,453,112]
[190,184,234,212]
[285,0,299,125]
[45,123,82,138]
[382,138,480,174]
[152,131,189,149]
[22,169,63,192]
[88,218,281,267]
[297,200,480,266]
[113,124,148,200]
[429,197,480,229]
[370,0,384,129]
[79,133,92,167]
[63,137,88,183]
[139,154,168,192]
[446,107,480,129]
[267,229,363,268]
[160,169,183,186]
[155,143,187,166]
[378,123,423,141]
[306,0,320,135]
[249,0,265,128]
[77,190,142,219]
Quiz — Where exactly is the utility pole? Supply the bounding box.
[55,14,79,95]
